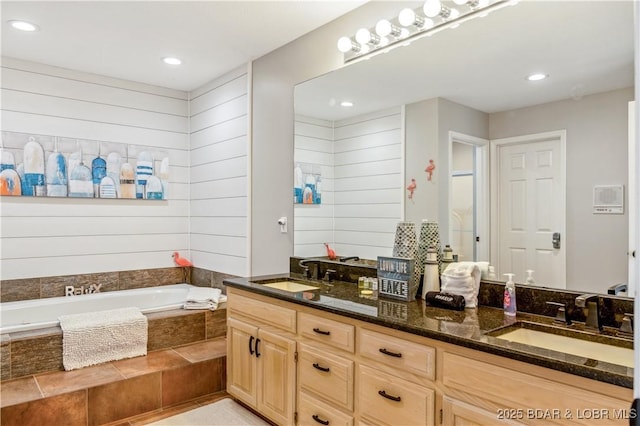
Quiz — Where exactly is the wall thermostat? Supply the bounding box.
[593,185,624,214]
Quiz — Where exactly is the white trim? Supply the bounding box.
[629,101,636,298]
[448,131,489,261]
[401,105,407,221]
[490,130,567,284]
[246,61,253,277]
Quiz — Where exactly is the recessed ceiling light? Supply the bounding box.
[163,57,182,65]
[9,20,39,32]
[340,101,354,107]
[526,73,548,81]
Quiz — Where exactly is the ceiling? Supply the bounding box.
[1,1,367,92]
[295,0,635,120]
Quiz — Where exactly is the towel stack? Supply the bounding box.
[184,286,227,311]
[440,262,482,308]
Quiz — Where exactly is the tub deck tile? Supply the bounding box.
[112,349,190,378]
[36,363,125,397]
[0,376,42,408]
[172,337,227,363]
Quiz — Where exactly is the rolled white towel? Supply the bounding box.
[441,262,482,308]
[184,287,227,310]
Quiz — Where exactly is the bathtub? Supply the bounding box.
[0,283,198,334]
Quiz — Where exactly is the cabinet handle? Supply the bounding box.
[378,390,401,402]
[379,348,402,358]
[249,335,255,355]
[312,414,330,425]
[313,327,331,336]
[312,362,330,372]
[255,338,261,358]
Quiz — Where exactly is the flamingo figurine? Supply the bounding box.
[425,159,436,182]
[324,243,337,260]
[407,178,417,202]
[172,252,193,282]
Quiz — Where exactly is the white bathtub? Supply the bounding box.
[0,283,197,334]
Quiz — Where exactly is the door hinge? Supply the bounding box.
[294,351,298,362]
[294,411,298,423]
[439,408,443,424]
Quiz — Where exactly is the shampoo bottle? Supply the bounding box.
[503,273,517,316]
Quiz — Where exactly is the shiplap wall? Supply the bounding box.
[293,108,403,260]
[293,115,334,257]
[188,66,250,277]
[0,57,190,280]
[333,107,403,260]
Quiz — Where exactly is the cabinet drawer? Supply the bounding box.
[298,343,354,410]
[298,312,355,353]
[228,293,296,333]
[358,328,435,380]
[358,364,435,426]
[298,391,353,426]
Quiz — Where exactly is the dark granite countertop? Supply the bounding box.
[224,274,634,389]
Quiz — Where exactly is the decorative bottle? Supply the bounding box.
[503,273,517,316]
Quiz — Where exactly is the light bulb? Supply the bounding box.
[355,28,371,44]
[398,8,417,26]
[449,8,460,19]
[398,8,425,28]
[337,36,355,53]
[375,19,392,37]
[526,73,548,81]
[423,0,442,18]
[453,0,467,5]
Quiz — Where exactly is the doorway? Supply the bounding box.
[490,130,566,288]
[448,132,489,263]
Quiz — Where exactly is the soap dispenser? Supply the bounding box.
[525,270,535,285]
[503,273,517,316]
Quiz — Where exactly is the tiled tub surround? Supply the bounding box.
[226,273,634,388]
[1,306,226,381]
[0,338,227,426]
[1,266,237,301]
[290,256,635,329]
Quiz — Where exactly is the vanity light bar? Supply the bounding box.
[338,0,511,63]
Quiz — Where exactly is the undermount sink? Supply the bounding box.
[487,321,634,368]
[252,277,320,293]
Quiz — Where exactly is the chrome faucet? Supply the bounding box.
[575,294,602,331]
[298,259,320,280]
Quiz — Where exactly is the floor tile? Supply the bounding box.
[36,363,124,397]
[112,349,190,378]
[172,337,227,363]
[0,376,43,408]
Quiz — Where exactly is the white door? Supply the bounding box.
[491,131,566,288]
[628,101,636,297]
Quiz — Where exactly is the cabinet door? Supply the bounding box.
[442,396,525,426]
[257,327,297,425]
[227,317,258,408]
[298,391,354,426]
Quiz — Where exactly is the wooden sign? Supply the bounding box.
[377,256,418,301]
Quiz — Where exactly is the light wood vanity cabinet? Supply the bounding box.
[227,290,297,425]
[227,288,632,426]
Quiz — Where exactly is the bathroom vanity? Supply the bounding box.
[224,275,633,426]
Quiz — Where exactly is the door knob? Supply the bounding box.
[552,232,561,249]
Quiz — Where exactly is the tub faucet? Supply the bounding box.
[607,283,628,295]
[575,294,602,331]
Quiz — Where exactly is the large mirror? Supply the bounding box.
[293,0,635,296]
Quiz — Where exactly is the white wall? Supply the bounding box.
[333,107,403,259]
[0,57,189,280]
[293,115,334,258]
[188,66,251,277]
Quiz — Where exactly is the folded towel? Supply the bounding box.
[59,307,147,371]
[184,287,227,310]
[440,262,482,308]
